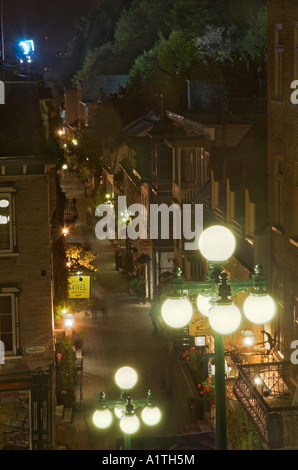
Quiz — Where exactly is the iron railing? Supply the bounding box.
[233,361,298,449]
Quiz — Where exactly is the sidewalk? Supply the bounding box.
[55,171,215,451]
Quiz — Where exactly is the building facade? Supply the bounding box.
[267,0,298,361]
[0,73,60,449]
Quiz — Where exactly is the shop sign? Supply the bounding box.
[68,275,91,299]
[24,346,47,354]
[189,315,213,336]
[138,239,152,253]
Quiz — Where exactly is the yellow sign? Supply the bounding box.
[68,276,91,299]
[138,239,152,253]
[189,314,213,336]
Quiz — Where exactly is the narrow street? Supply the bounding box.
[57,171,214,451]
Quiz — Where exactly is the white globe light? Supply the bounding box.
[63,313,75,330]
[243,293,276,324]
[115,367,138,390]
[196,294,212,317]
[199,225,236,262]
[93,409,113,429]
[208,303,242,335]
[141,406,162,426]
[114,405,125,419]
[161,297,193,328]
[120,414,140,435]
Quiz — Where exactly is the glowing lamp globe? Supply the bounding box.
[63,313,75,330]
[199,225,236,262]
[196,294,212,317]
[93,409,113,429]
[243,293,276,324]
[161,297,193,328]
[115,367,138,390]
[208,303,241,335]
[120,414,140,435]
[114,405,125,419]
[141,406,162,426]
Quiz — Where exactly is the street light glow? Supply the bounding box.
[161,297,193,328]
[208,302,242,335]
[93,409,113,429]
[243,293,276,324]
[196,294,212,316]
[141,406,162,426]
[115,366,138,390]
[199,225,236,262]
[120,413,140,434]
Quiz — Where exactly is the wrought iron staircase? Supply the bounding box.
[233,362,298,449]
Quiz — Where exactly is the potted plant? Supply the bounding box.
[56,334,77,408]
[197,378,215,401]
[129,277,139,295]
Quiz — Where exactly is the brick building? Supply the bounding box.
[0,71,61,449]
[267,0,298,361]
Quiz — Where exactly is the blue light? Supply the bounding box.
[19,39,35,56]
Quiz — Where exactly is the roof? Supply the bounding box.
[0,81,59,159]
[210,117,267,201]
[123,111,160,136]
[81,75,129,103]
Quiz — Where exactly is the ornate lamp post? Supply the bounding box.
[161,225,275,450]
[92,366,161,450]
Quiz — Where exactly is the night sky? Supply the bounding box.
[2,0,101,55]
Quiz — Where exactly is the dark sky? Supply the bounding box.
[2,0,101,55]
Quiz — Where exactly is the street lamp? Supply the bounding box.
[92,366,161,450]
[161,225,275,450]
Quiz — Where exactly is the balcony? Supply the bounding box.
[172,182,200,204]
[233,362,298,449]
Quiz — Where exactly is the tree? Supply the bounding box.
[65,244,98,274]
[77,105,123,175]
[195,25,239,64]
[237,7,267,64]
[113,0,174,69]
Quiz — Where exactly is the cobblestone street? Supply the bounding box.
[55,171,214,451]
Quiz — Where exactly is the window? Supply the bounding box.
[295,24,298,81]
[274,157,284,227]
[274,24,284,97]
[293,162,298,236]
[0,188,17,253]
[0,292,19,355]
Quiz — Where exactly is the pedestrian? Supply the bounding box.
[115,245,121,270]
[149,298,161,335]
[136,277,146,304]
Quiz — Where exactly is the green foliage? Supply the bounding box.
[157,30,199,93]
[195,25,239,64]
[56,334,77,392]
[227,404,263,450]
[237,7,267,63]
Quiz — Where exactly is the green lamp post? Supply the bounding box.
[161,225,275,450]
[92,366,161,450]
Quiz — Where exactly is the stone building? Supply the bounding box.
[267,0,298,361]
[0,70,61,449]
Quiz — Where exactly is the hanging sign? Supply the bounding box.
[189,314,213,336]
[68,275,91,299]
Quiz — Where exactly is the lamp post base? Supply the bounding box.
[214,332,227,450]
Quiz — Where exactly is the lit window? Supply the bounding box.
[0,189,17,253]
[274,24,284,97]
